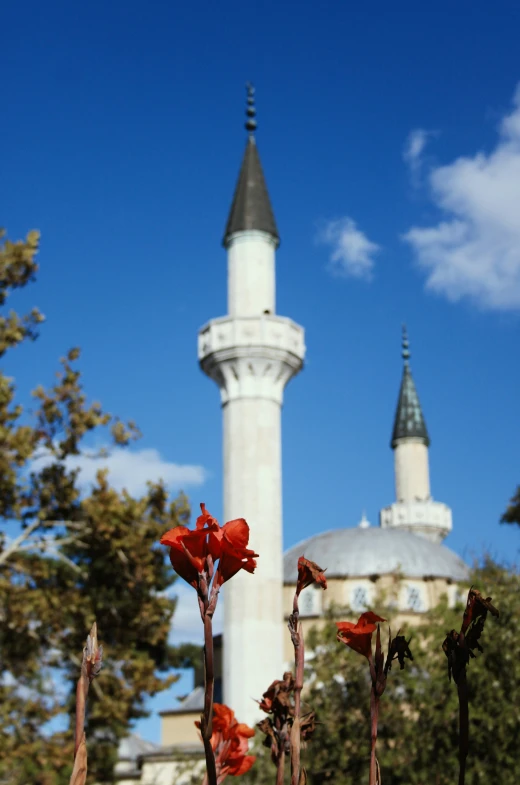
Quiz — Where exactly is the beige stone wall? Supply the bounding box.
[161,711,203,747]
[282,575,466,664]
[139,756,204,785]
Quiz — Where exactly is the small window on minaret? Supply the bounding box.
[263,309,271,315]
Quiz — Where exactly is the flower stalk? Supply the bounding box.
[161,503,259,785]
[442,587,499,785]
[288,557,327,785]
[457,669,468,785]
[288,592,304,785]
[369,687,379,785]
[275,741,286,785]
[196,704,256,785]
[69,622,103,785]
[337,612,413,785]
[257,673,316,785]
[257,674,295,785]
[200,595,218,785]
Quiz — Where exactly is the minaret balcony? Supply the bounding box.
[379,500,453,544]
[198,314,305,405]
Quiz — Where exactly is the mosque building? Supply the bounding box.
[114,87,468,784]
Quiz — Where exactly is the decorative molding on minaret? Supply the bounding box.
[198,84,305,726]
[198,314,304,405]
[380,326,452,544]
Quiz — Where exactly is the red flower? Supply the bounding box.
[160,504,220,588]
[160,504,258,590]
[336,611,386,658]
[214,518,257,587]
[296,556,327,596]
[196,704,256,782]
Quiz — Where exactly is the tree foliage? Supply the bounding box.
[501,485,520,527]
[244,560,520,785]
[0,229,190,784]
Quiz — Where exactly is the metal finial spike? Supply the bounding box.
[245,82,257,134]
[401,323,410,364]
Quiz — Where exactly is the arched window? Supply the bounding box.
[404,585,425,612]
[299,587,322,618]
[449,584,468,608]
[351,585,369,612]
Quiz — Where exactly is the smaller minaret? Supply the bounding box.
[380,327,452,543]
[392,326,431,504]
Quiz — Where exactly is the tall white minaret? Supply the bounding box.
[198,85,305,725]
[380,326,452,544]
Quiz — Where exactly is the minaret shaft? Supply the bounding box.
[199,314,304,725]
[222,397,284,715]
[394,439,431,502]
[227,232,276,316]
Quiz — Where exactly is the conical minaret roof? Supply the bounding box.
[222,84,279,249]
[391,326,430,448]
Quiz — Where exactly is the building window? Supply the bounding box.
[405,585,424,612]
[299,587,322,617]
[351,586,369,612]
[449,585,468,608]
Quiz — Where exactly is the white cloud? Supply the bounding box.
[167,581,223,645]
[318,217,380,280]
[404,85,520,310]
[403,128,435,178]
[31,447,207,497]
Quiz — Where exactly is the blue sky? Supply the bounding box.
[3,0,520,742]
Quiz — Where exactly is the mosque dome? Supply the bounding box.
[283,527,469,583]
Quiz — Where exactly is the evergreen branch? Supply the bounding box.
[0,519,41,565]
[0,519,87,565]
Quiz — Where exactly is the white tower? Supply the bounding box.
[198,85,305,725]
[380,327,452,543]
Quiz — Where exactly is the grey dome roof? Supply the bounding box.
[284,527,468,582]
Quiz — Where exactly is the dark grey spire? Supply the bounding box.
[222,84,280,248]
[391,326,430,448]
